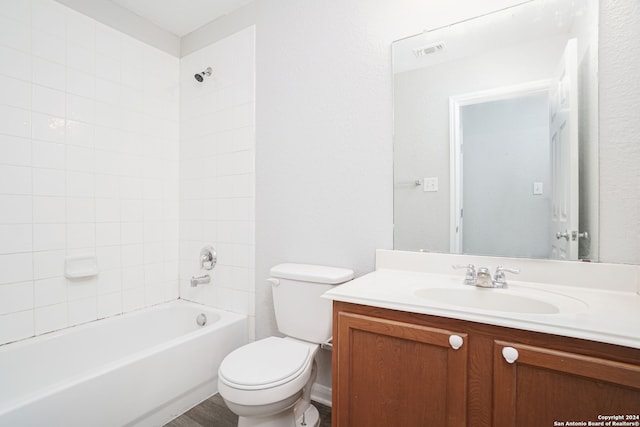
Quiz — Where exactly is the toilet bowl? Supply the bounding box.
[218,337,320,427]
[217,263,354,427]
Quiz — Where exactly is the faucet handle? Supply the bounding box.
[452,264,476,286]
[493,266,520,287]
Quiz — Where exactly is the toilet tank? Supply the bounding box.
[270,263,354,343]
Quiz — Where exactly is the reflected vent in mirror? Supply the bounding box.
[413,42,445,57]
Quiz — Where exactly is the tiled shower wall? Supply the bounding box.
[178,27,256,339]
[0,0,180,345]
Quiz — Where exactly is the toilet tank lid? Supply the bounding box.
[270,263,354,284]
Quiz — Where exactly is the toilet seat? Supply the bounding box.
[219,337,313,390]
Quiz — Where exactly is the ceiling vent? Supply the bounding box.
[413,42,446,57]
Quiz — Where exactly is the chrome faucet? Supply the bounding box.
[476,267,494,288]
[492,266,520,288]
[190,274,211,287]
[452,264,476,286]
[453,264,520,288]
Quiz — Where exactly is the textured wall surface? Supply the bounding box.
[598,0,640,264]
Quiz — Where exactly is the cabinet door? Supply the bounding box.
[333,311,468,427]
[493,340,640,427]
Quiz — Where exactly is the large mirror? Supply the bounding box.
[393,0,598,261]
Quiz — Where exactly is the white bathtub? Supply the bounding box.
[0,300,247,427]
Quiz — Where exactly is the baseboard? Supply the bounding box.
[311,383,332,407]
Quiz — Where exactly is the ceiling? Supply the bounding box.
[109,0,255,37]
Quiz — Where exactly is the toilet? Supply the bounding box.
[217,263,354,427]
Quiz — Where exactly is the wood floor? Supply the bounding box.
[164,394,332,427]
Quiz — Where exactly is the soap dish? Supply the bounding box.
[65,255,98,279]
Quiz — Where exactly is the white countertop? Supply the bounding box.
[323,268,640,349]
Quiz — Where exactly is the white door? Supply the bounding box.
[549,39,579,260]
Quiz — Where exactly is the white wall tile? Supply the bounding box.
[32,140,65,169]
[32,112,65,143]
[122,287,144,312]
[67,45,95,75]
[97,269,121,295]
[0,252,33,284]
[0,309,33,344]
[33,168,65,196]
[121,199,143,222]
[0,224,32,254]
[96,222,120,246]
[66,120,94,147]
[66,171,94,197]
[31,30,65,65]
[34,276,66,307]
[0,45,31,80]
[66,68,95,98]
[33,196,65,223]
[66,94,95,124]
[0,3,181,338]
[32,57,66,90]
[96,245,121,270]
[0,194,32,223]
[1,0,31,24]
[0,281,33,314]
[97,292,121,318]
[95,198,120,222]
[67,277,96,301]
[0,135,31,167]
[95,174,120,198]
[95,24,121,59]
[67,223,95,249]
[0,74,31,109]
[33,249,64,279]
[33,223,65,251]
[66,9,95,50]
[0,104,31,138]
[95,78,121,105]
[66,145,94,172]
[0,164,32,194]
[68,297,97,326]
[32,0,66,39]
[32,85,65,116]
[65,197,94,223]
[35,302,68,334]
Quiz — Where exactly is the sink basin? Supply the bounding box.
[414,288,574,314]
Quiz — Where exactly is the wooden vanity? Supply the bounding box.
[331,301,640,427]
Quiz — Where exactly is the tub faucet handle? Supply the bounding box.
[200,245,217,270]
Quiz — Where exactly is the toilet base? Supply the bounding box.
[237,403,319,427]
[296,404,319,427]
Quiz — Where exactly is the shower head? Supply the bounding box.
[194,67,212,82]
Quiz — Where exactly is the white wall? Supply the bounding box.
[178,26,256,339]
[0,0,180,345]
[598,0,640,265]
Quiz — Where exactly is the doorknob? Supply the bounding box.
[555,230,570,241]
[572,231,589,240]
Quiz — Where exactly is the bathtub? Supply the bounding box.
[0,300,247,427]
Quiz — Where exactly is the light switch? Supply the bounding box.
[424,177,438,192]
[533,182,543,195]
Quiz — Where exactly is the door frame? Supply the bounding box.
[448,79,552,254]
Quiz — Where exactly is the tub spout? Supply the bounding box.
[190,274,211,287]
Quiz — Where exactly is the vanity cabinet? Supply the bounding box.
[332,302,640,427]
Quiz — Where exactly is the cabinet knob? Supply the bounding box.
[449,334,464,350]
[502,346,519,364]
